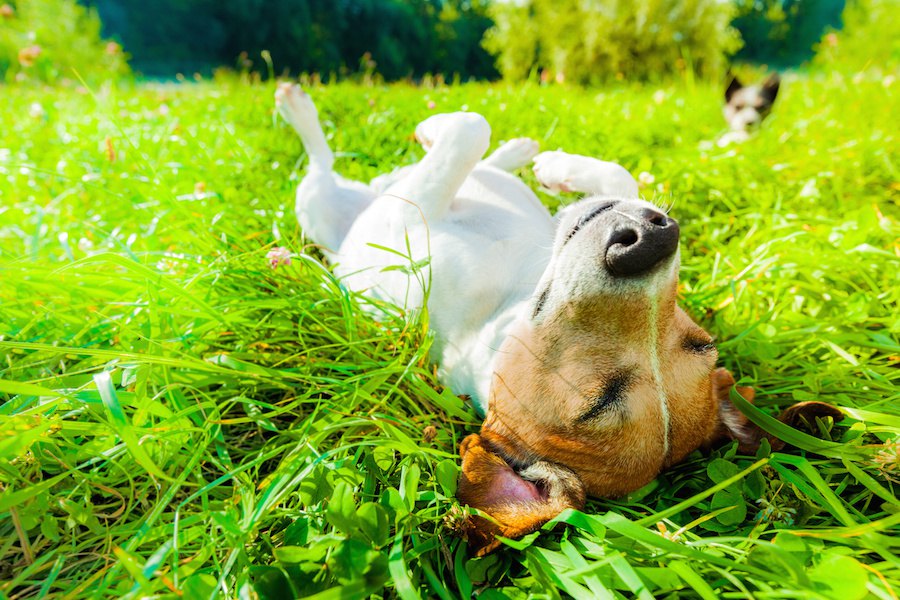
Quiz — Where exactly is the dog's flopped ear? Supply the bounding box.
[725,74,743,102]
[456,433,585,555]
[708,368,841,453]
[761,73,781,103]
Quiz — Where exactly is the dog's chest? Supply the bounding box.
[335,168,554,404]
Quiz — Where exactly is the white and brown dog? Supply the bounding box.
[718,73,781,146]
[275,83,837,553]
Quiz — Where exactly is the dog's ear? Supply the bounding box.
[761,73,781,103]
[457,432,585,555]
[725,74,743,102]
[708,368,841,453]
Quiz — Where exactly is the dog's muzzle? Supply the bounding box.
[604,208,679,276]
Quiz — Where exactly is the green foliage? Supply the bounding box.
[1,69,899,597]
[731,0,845,67]
[88,0,497,80]
[813,0,900,72]
[0,0,128,84]
[484,0,742,83]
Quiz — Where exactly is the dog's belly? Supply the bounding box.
[334,167,554,409]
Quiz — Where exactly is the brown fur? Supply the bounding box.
[457,261,841,554]
[457,432,585,555]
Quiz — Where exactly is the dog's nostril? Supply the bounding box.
[605,217,680,277]
[641,209,668,227]
[610,228,638,248]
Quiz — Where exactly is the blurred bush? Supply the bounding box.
[732,0,845,67]
[484,0,742,83]
[813,0,900,72]
[0,0,128,84]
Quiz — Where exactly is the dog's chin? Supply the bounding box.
[724,108,766,134]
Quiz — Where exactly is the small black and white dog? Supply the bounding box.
[718,73,780,145]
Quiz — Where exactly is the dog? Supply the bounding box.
[718,73,780,146]
[275,83,838,554]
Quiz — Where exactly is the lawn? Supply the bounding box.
[1,73,898,598]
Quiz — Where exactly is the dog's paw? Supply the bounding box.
[532,151,581,194]
[414,113,456,150]
[414,112,490,152]
[716,130,750,147]
[486,138,540,170]
[275,82,318,126]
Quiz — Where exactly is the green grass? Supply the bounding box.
[1,72,898,598]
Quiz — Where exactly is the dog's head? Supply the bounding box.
[723,73,780,132]
[457,197,839,554]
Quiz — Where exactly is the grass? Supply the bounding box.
[0,71,898,598]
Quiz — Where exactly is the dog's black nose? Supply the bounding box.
[604,208,679,276]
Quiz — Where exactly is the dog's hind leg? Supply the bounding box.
[383,112,491,222]
[482,138,539,172]
[532,151,639,199]
[276,83,374,251]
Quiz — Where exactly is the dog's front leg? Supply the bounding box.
[533,151,639,198]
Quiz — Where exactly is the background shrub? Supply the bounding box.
[0,0,128,84]
[812,0,900,72]
[484,0,742,83]
[731,0,845,67]
[86,0,497,80]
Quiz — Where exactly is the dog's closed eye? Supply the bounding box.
[532,285,551,318]
[563,201,616,246]
[577,373,630,422]
[684,337,716,354]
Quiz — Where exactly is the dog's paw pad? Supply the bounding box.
[414,113,456,150]
[532,151,575,193]
[414,113,489,152]
[275,83,319,125]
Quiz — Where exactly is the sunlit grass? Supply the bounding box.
[1,72,898,598]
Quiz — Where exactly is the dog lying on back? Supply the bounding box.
[275,83,837,554]
[718,73,780,146]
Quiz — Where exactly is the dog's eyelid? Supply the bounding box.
[577,373,629,423]
[684,336,716,353]
[532,286,551,319]
[562,201,617,246]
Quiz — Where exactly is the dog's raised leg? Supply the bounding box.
[482,138,540,172]
[532,150,639,198]
[370,134,536,196]
[275,83,374,252]
[384,112,491,221]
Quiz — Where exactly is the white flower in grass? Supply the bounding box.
[638,171,655,189]
[652,89,666,105]
[77,237,94,252]
[267,246,292,269]
[156,257,179,274]
[29,102,45,119]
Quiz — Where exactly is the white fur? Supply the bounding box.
[275,83,656,413]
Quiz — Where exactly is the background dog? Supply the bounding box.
[718,72,780,145]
